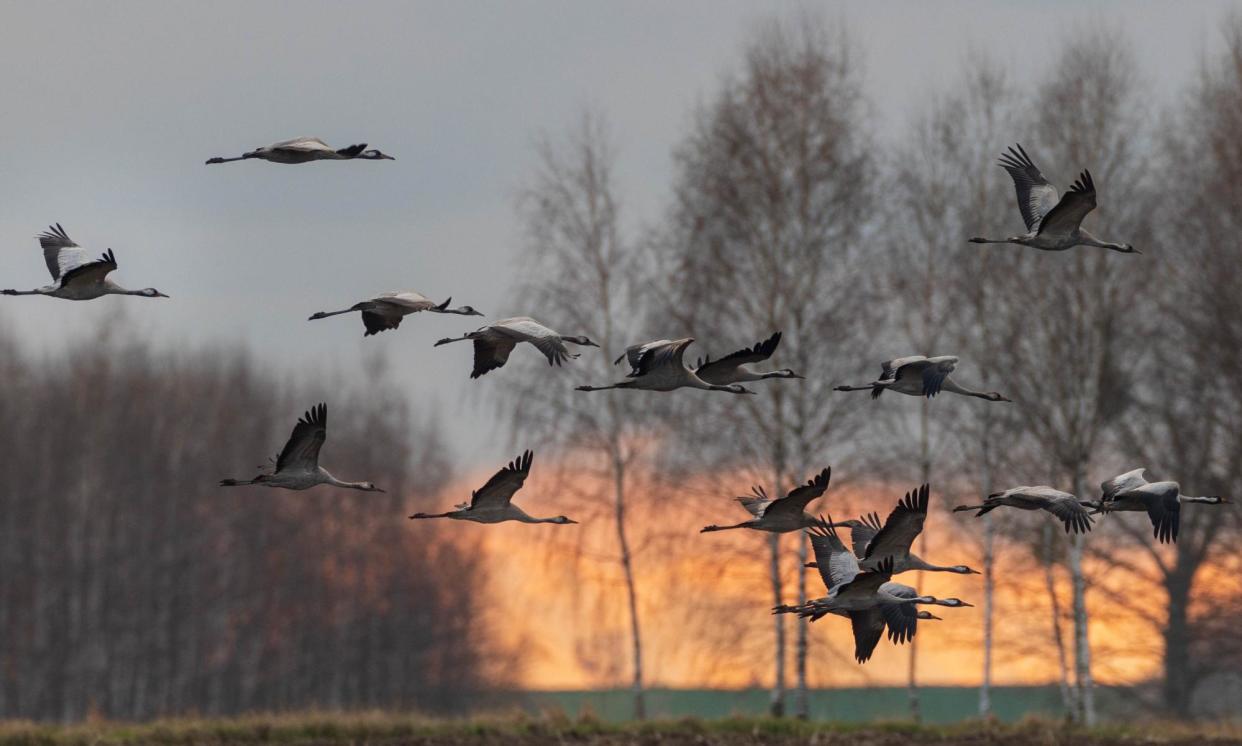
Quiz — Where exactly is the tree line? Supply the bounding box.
[0,323,504,720]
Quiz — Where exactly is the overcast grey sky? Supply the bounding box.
[1,0,1236,468]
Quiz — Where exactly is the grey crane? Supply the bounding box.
[219,403,383,492]
[434,317,598,379]
[1088,468,1230,544]
[806,485,979,575]
[700,468,841,533]
[968,144,1138,254]
[409,450,577,525]
[309,291,482,337]
[2,224,168,301]
[775,518,970,662]
[953,486,1093,535]
[579,338,755,394]
[834,355,1010,402]
[692,332,803,385]
[205,137,395,164]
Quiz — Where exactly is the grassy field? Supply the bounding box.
[1,713,1240,746]
[509,687,1086,723]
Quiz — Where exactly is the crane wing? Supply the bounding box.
[1119,483,1180,544]
[38,224,95,282]
[694,332,782,378]
[863,484,929,562]
[375,291,436,312]
[997,143,1060,231]
[762,467,831,519]
[734,485,772,517]
[1102,468,1148,502]
[494,318,575,367]
[1036,170,1097,238]
[632,338,693,377]
[807,515,861,591]
[470,336,517,379]
[836,557,895,599]
[615,339,674,372]
[1044,492,1094,535]
[848,512,883,559]
[361,310,402,336]
[60,248,119,288]
[849,608,888,663]
[879,356,927,381]
[920,356,959,398]
[270,136,336,153]
[470,450,533,510]
[879,583,920,644]
[275,403,327,473]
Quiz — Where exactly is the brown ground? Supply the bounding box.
[2,715,1239,746]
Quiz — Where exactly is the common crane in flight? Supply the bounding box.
[954,486,1093,535]
[805,485,979,575]
[1087,468,1230,544]
[776,518,970,661]
[834,356,1010,402]
[434,317,598,379]
[700,468,842,533]
[2,224,168,301]
[968,144,1138,254]
[579,338,755,394]
[846,586,947,664]
[409,450,577,525]
[205,137,395,164]
[692,332,803,385]
[309,291,482,337]
[219,403,383,492]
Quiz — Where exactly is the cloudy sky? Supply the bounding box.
[0,0,1236,467]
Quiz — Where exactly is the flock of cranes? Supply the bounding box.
[3,138,1230,667]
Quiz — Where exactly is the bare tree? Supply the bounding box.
[1101,15,1242,718]
[502,111,649,719]
[880,52,1025,720]
[652,12,876,717]
[0,320,496,720]
[981,30,1149,725]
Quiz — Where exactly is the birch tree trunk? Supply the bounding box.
[1042,525,1076,716]
[611,437,645,720]
[768,531,786,717]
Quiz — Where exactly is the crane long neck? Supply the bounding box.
[1,289,40,295]
[701,521,751,533]
[310,308,356,319]
[907,555,948,572]
[969,236,1024,245]
[518,514,562,524]
[1182,495,1224,504]
[1077,230,1123,251]
[940,377,991,399]
[322,471,367,490]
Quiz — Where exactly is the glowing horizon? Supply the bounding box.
[427,463,1181,691]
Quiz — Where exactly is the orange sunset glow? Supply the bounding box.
[429,463,1182,691]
